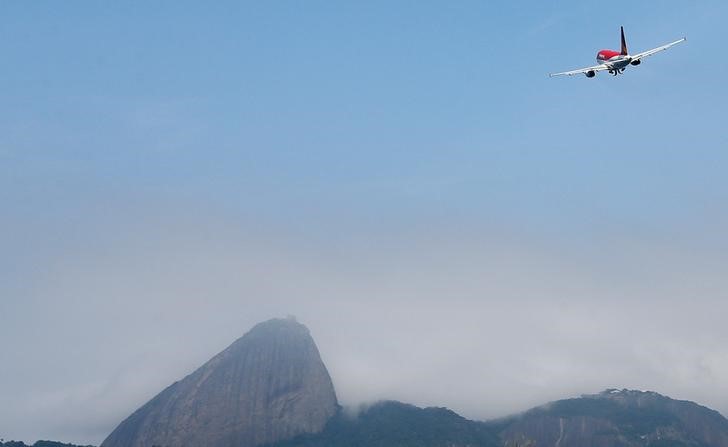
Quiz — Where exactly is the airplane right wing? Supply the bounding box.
[549,63,611,77]
[631,38,686,62]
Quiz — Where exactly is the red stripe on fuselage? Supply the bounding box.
[597,49,621,61]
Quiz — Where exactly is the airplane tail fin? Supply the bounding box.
[620,26,628,55]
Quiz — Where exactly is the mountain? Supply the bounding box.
[101,317,338,447]
[98,316,728,447]
[271,400,500,447]
[492,389,728,447]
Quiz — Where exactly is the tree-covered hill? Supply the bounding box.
[271,400,500,447]
[0,441,94,447]
[489,389,728,447]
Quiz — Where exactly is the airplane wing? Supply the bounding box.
[549,63,611,77]
[631,38,686,61]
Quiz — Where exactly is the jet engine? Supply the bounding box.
[585,70,596,78]
[630,59,641,66]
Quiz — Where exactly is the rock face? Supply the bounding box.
[101,318,338,447]
[495,389,728,447]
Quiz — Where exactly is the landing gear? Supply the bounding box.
[608,68,626,76]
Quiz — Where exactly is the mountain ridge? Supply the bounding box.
[19,319,728,447]
[8,389,728,447]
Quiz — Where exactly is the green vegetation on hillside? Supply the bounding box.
[0,442,94,447]
[533,397,680,437]
[272,401,500,447]
[490,390,728,447]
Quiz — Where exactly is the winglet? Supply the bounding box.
[620,26,628,55]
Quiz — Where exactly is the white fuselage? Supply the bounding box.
[601,55,632,70]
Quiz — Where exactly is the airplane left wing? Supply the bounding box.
[549,63,610,77]
[631,38,686,62]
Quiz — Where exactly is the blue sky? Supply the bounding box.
[3,1,726,231]
[2,1,728,444]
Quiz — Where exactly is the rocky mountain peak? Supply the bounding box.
[101,317,338,447]
[594,388,666,401]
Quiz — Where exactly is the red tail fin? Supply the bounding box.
[620,26,628,55]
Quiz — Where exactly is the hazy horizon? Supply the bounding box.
[3,1,728,445]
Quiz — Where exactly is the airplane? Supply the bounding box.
[549,27,685,78]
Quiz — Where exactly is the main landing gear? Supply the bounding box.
[608,68,626,76]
